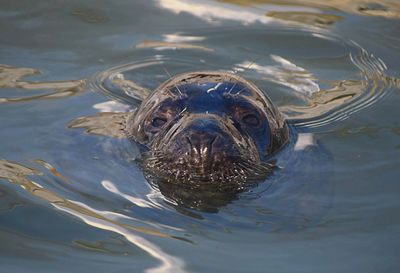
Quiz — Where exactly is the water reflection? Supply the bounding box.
[157,0,275,25]
[65,26,397,216]
[266,11,342,26]
[91,33,397,130]
[71,7,109,24]
[1,0,399,272]
[68,112,128,138]
[236,55,320,96]
[146,173,270,214]
[0,159,188,273]
[157,0,396,27]
[218,0,400,19]
[0,64,85,103]
[290,47,399,127]
[0,187,23,213]
[136,40,214,52]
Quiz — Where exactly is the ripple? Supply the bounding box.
[90,59,164,105]
[2,27,395,262]
[82,27,395,227]
[135,40,214,52]
[0,64,85,103]
[0,159,189,273]
[289,44,398,128]
[91,28,397,130]
[217,0,400,19]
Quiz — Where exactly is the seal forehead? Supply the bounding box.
[172,81,251,96]
[163,71,272,108]
[164,81,253,113]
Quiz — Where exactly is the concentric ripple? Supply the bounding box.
[91,28,397,130]
[1,27,397,272]
[81,27,398,232]
[288,43,398,128]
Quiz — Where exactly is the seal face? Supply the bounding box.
[126,71,288,191]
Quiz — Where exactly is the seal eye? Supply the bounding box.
[242,114,260,127]
[152,117,167,127]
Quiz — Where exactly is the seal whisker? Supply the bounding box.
[228,80,237,94]
[162,66,183,96]
[178,107,187,117]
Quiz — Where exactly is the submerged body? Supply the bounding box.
[126,71,289,193]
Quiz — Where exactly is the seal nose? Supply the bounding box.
[169,116,239,167]
[186,132,217,157]
[182,118,228,162]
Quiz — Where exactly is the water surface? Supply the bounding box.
[1,1,399,272]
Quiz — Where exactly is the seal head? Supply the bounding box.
[126,71,288,193]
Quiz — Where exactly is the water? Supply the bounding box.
[1,1,400,272]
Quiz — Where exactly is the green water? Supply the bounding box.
[1,1,399,272]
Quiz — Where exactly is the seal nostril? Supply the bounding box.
[185,133,218,155]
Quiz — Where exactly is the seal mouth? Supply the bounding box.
[141,150,274,191]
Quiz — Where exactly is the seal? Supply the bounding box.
[68,70,334,213]
[126,71,289,192]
